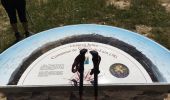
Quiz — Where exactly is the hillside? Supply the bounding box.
[0,0,170,53]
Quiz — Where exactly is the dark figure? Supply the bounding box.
[1,0,30,42]
[72,49,87,100]
[90,50,101,100]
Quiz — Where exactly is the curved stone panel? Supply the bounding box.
[0,24,170,85]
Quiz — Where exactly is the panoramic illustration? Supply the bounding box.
[0,24,170,86]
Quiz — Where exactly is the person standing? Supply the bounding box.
[1,0,30,42]
[72,49,87,100]
[90,50,101,100]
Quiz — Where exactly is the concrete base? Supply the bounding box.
[1,90,167,100]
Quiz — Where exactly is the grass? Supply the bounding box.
[115,0,170,28]
[0,0,170,53]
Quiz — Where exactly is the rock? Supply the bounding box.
[136,25,152,34]
[0,92,6,100]
[135,25,154,38]
[106,0,131,10]
[161,3,170,12]
[164,93,170,100]
[158,0,170,12]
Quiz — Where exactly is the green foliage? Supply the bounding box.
[27,0,107,32]
[152,28,170,50]
[114,0,170,29]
